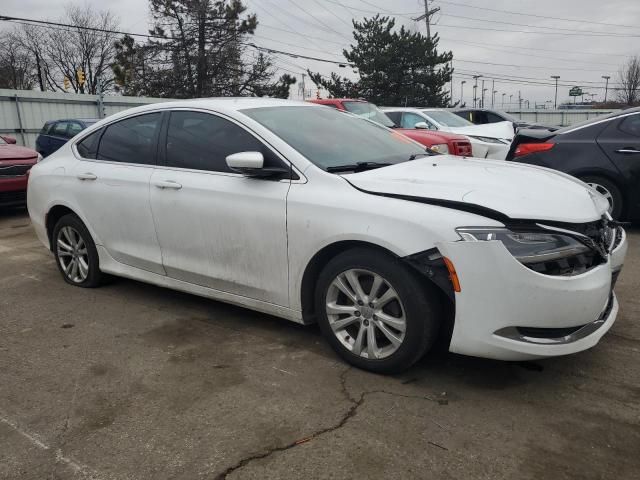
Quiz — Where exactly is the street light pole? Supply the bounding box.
[509,94,513,107]
[481,79,485,107]
[460,80,466,106]
[602,75,611,103]
[502,93,506,108]
[492,89,497,108]
[551,75,560,109]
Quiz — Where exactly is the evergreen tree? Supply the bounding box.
[309,15,453,106]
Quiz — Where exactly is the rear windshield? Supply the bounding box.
[423,110,473,127]
[555,109,628,134]
[242,106,425,171]
[342,101,396,128]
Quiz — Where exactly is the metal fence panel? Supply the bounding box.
[505,109,619,127]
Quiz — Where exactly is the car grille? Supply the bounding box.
[0,164,32,177]
[525,250,600,276]
[0,190,27,205]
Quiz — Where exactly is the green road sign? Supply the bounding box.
[569,86,583,97]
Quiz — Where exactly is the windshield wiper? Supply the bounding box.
[408,152,432,160]
[326,161,393,173]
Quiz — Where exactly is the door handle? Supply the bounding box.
[615,148,640,154]
[76,172,97,181]
[154,180,182,190]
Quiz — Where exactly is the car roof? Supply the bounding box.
[46,118,99,124]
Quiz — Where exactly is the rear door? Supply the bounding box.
[72,112,165,274]
[597,112,640,212]
[149,109,291,306]
[48,121,71,154]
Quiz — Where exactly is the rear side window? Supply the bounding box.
[40,122,53,134]
[76,129,103,159]
[51,122,70,137]
[486,112,505,123]
[165,111,281,173]
[619,114,640,137]
[97,113,161,165]
[385,111,401,125]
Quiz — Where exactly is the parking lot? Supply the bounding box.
[1,206,639,480]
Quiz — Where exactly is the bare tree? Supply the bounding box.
[0,31,37,89]
[617,55,640,106]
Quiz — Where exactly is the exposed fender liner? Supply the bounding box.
[345,178,512,223]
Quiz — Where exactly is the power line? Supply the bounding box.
[436,22,640,37]
[435,0,640,30]
[284,0,351,40]
[310,0,354,28]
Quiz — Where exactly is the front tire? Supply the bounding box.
[52,214,104,288]
[580,175,623,219]
[315,248,442,374]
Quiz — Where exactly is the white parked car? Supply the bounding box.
[383,107,513,159]
[27,99,627,373]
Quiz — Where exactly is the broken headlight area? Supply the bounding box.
[455,227,603,276]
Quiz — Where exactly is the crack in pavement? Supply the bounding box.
[214,368,441,479]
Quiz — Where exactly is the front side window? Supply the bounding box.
[97,113,161,165]
[165,111,282,173]
[243,106,425,171]
[619,114,640,137]
[51,122,70,137]
[401,112,434,130]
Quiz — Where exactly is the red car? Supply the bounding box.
[0,136,40,207]
[308,98,472,156]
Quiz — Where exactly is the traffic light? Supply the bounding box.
[76,68,85,87]
[63,76,70,90]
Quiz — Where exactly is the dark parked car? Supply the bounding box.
[453,108,557,132]
[507,107,640,220]
[36,118,98,157]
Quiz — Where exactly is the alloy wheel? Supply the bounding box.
[56,226,89,283]
[587,182,614,214]
[325,268,406,360]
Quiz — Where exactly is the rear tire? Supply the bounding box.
[580,175,623,219]
[52,214,104,288]
[315,248,442,374]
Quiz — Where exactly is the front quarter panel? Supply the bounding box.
[287,170,503,312]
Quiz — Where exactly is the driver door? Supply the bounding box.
[149,109,291,306]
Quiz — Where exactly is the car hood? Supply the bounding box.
[0,145,38,161]
[345,156,608,223]
[444,121,515,141]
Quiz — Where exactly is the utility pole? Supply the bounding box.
[450,60,453,105]
[518,90,522,110]
[413,0,441,41]
[472,75,481,107]
[551,75,560,109]
[602,75,611,103]
[491,79,495,107]
[301,73,306,100]
[460,80,466,106]
[481,79,485,108]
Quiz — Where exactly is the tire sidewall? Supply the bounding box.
[581,175,623,220]
[52,214,102,288]
[315,248,441,374]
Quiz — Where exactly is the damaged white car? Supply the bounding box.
[383,107,513,160]
[28,99,627,373]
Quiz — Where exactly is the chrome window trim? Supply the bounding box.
[559,111,639,135]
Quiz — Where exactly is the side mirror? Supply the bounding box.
[1,135,17,144]
[414,122,430,130]
[225,151,290,179]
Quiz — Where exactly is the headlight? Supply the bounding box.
[37,153,43,163]
[429,143,449,154]
[468,135,507,145]
[456,227,591,264]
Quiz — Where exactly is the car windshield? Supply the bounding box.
[423,110,473,127]
[242,106,426,171]
[0,137,6,145]
[342,101,396,128]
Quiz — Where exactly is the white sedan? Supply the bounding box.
[27,98,627,373]
[383,107,513,159]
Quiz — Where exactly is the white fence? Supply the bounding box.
[0,88,623,148]
[0,89,167,148]
[505,109,619,127]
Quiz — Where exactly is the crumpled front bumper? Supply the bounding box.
[436,231,627,361]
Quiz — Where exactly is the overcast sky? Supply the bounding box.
[2,0,639,108]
